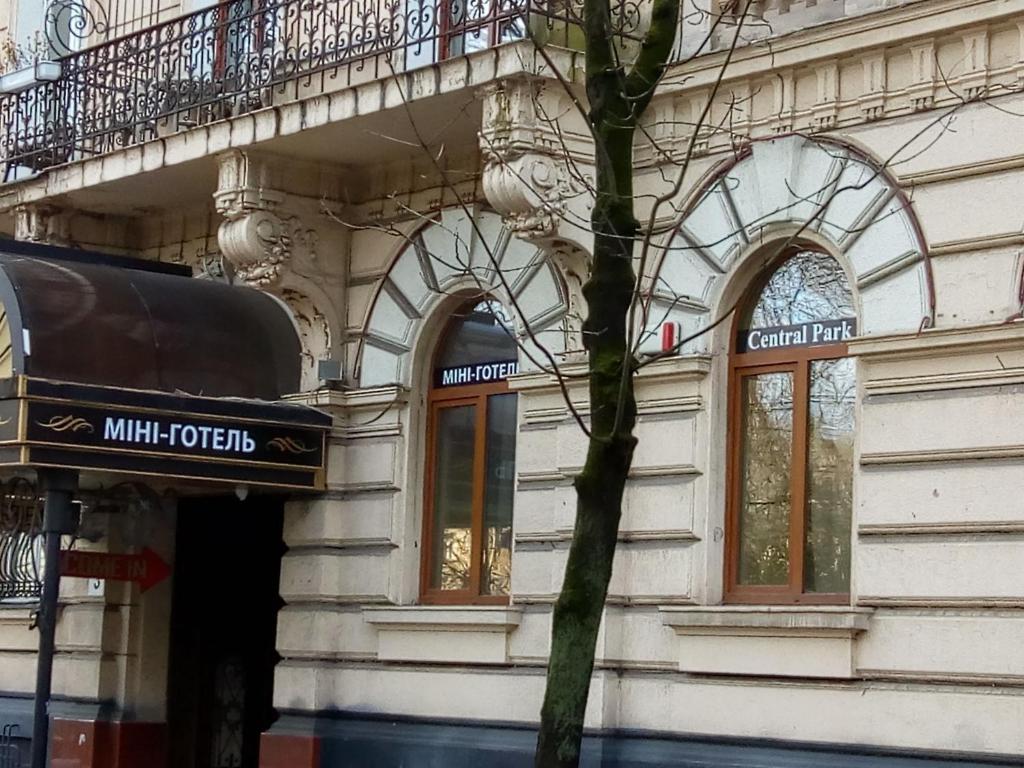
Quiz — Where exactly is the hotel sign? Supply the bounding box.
[0,377,331,491]
[736,318,856,354]
[435,359,518,388]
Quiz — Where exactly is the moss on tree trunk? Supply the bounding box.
[535,0,679,765]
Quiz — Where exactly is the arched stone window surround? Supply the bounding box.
[356,207,572,388]
[641,134,934,355]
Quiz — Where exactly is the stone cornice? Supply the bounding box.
[508,354,712,393]
[664,0,1021,88]
[641,0,1024,165]
[849,320,1024,360]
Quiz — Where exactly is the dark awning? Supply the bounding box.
[0,240,330,491]
[0,239,300,400]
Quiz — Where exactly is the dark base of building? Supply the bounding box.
[0,696,1017,767]
[261,712,1024,768]
[0,697,166,768]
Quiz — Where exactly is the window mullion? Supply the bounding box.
[725,363,746,595]
[469,394,488,597]
[788,358,810,598]
[420,401,439,599]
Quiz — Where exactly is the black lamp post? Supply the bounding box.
[30,469,78,768]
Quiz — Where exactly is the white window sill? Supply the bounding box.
[363,606,522,630]
[660,605,872,635]
[362,606,522,664]
[660,606,873,679]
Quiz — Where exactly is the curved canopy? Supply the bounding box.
[0,240,301,400]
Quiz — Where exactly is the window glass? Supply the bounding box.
[444,0,526,57]
[437,299,517,369]
[805,358,855,593]
[15,0,46,45]
[482,393,516,595]
[744,250,854,330]
[737,371,793,586]
[430,404,476,591]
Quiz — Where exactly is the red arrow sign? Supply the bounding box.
[59,548,170,593]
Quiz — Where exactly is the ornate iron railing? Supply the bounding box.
[45,0,114,55]
[0,723,22,768]
[0,0,640,178]
[0,479,43,603]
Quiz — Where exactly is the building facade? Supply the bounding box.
[0,0,1021,766]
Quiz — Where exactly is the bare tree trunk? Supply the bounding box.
[535,1,679,765]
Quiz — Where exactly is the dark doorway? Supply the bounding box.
[167,496,284,768]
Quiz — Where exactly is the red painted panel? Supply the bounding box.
[49,718,167,768]
[110,722,168,768]
[50,718,100,768]
[260,732,321,768]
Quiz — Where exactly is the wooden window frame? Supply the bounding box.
[213,0,267,80]
[439,0,504,60]
[724,296,852,606]
[419,322,515,606]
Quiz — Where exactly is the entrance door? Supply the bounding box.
[167,496,284,768]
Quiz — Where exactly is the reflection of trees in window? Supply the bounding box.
[746,251,854,331]
[482,393,515,595]
[806,358,855,593]
[738,372,792,586]
[729,249,856,602]
[432,404,476,591]
[444,0,527,57]
[440,529,473,590]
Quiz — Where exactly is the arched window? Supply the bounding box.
[726,249,856,604]
[421,299,519,604]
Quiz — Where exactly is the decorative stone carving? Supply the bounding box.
[193,252,233,283]
[858,54,887,121]
[482,155,582,242]
[908,41,936,112]
[214,149,284,218]
[479,78,587,244]
[281,288,332,378]
[772,71,796,133]
[218,210,318,288]
[214,150,320,290]
[14,204,70,245]
[214,149,344,392]
[811,62,839,131]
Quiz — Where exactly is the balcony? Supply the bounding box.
[0,0,623,180]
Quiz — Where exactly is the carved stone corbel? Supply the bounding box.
[479,78,587,244]
[218,209,319,288]
[214,150,340,392]
[14,204,70,245]
[214,150,319,289]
